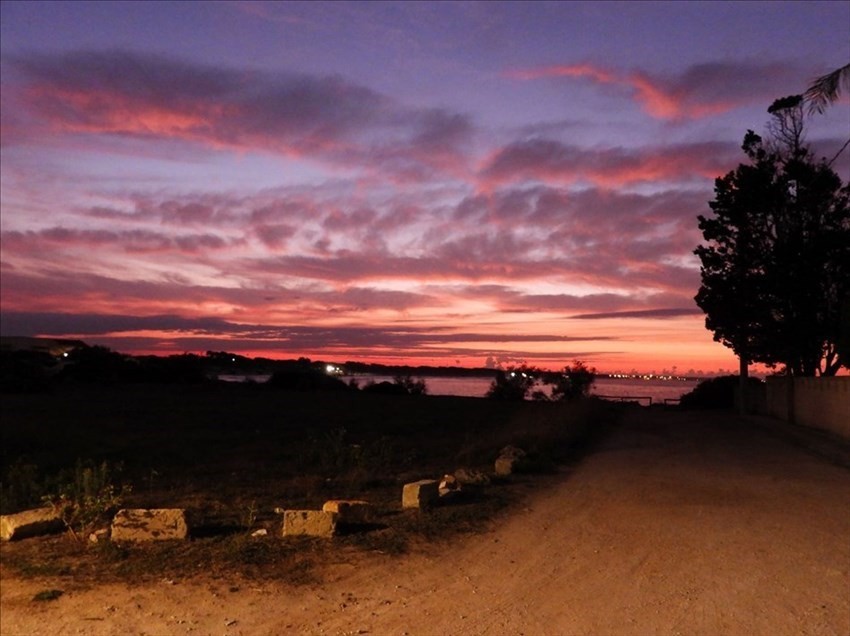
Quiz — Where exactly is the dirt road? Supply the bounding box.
[2,408,849,635]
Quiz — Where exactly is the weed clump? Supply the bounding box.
[42,459,131,541]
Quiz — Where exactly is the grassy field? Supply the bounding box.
[1,382,617,583]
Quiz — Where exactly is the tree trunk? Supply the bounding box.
[738,356,748,415]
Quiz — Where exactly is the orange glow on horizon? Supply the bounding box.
[37,327,744,376]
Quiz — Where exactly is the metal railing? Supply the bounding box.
[595,394,653,406]
[595,395,683,407]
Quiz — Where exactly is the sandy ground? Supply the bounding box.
[2,408,849,636]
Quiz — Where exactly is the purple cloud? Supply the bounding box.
[8,50,475,181]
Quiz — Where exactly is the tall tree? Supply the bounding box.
[695,99,850,378]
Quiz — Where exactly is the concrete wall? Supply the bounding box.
[765,376,850,439]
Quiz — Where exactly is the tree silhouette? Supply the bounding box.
[695,100,850,377]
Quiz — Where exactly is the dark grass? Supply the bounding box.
[1,383,618,583]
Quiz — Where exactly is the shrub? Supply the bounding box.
[362,375,428,396]
[486,366,537,400]
[0,459,45,514]
[679,375,764,409]
[57,346,138,384]
[362,381,408,395]
[267,368,351,391]
[0,350,57,393]
[43,459,131,541]
[393,375,428,396]
[549,361,596,401]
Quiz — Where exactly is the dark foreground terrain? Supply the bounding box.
[2,403,848,635]
[1,383,612,581]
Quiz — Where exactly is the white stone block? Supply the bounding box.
[402,480,439,509]
[111,508,189,542]
[282,510,338,537]
[0,507,63,541]
[322,500,371,523]
[495,456,521,476]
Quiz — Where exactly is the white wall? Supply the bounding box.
[765,377,850,439]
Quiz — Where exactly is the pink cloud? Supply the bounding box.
[3,227,232,254]
[8,50,475,182]
[506,61,796,120]
[480,139,739,188]
[2,49,757,373]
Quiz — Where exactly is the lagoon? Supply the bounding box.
[344,375,698,403]
[217,372,699,404]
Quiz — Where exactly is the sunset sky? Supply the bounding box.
[1,1,848,375]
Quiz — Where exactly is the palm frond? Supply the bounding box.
[804,63,850,114]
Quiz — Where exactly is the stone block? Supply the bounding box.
[402,479,439,509]
[322,500,371,524]
[111,509,189,542]
[0,507,64,541]
[454,468,491,486]
[495,445,528,475]
[495,456,521,476]
[282,510,338,537]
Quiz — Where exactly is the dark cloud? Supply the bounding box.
[570,307,702,320]
[508,60,804,120]
[0,267,429,317]
[0,311,612,355]
[0,311,233,336]
[3,227,230,254]
[254,224,298,249]
[644,61,794,112]
[9,49,474,180]
[481,138,739,187]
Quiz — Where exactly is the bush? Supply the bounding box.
[393,375,428,396]
[1,459,45,514]
[362,375,428,396]
[43,459,131,541]
[267,368,352,391]
[486,366,537,400]
[0,350,58,393]
[56,346,138,384]
[549,361,596,401]
[679,375,764,409]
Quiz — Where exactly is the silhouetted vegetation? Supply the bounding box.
[695,96,850,376]
[42,459,131,541]
[486,365,537,400]
[267,367,352,392]
[363,375,428,396]
[0,350,58,393]
[0,343,483,395]
[804,62,850,114]
[547,361,597,401]
[1,382,617,581]
[679,375,765,410]
[343,361,496,378]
